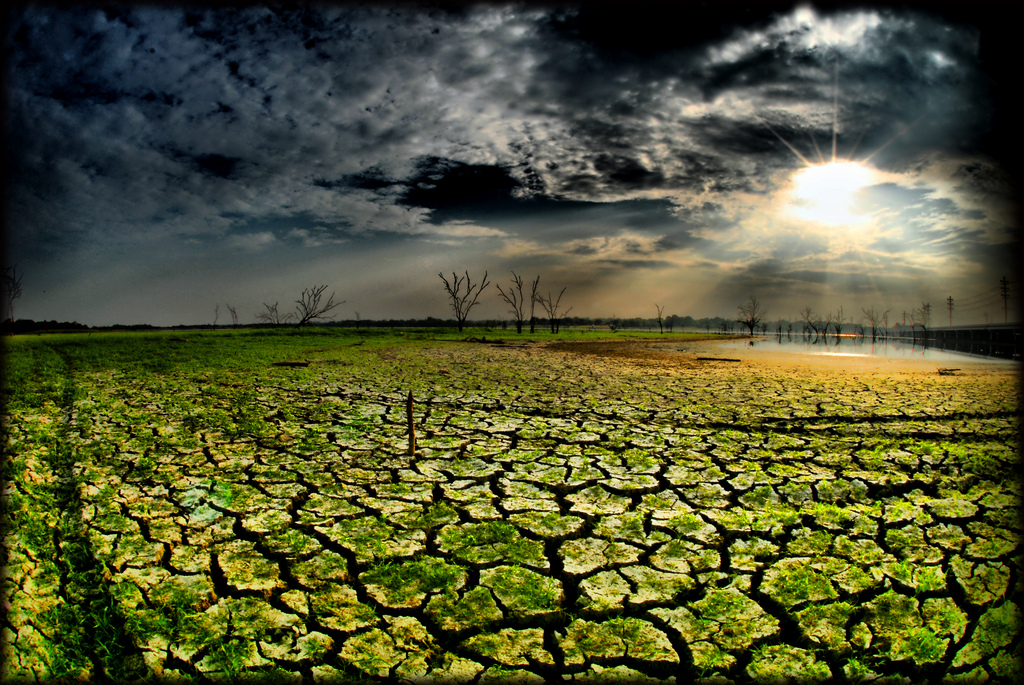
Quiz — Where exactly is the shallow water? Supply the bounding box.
[719,335,1019,364]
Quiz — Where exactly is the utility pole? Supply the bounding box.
[999,276,1009,323]
[947,296,953,327]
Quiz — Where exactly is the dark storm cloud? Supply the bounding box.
[688,116,790,160]
[321,155,696,244]
[541,4,778,58]
[194,154,242,179]
[954,231,1021,273]
[592,154,665,190]
[952,162,1016,199]
[399,158,520,213]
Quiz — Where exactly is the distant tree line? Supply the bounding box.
[7,259,1006,338]
[0,319,91,334]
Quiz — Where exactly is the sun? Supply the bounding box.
[788,161,873,226]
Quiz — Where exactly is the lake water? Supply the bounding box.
[718,335,1020,364]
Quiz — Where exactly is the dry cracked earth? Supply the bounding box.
[3,336,1021,683]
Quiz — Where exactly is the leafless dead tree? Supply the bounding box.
[226,304,239,327]
[916,302,931,329]
[295,285,345,326]
[213,304,220,329]
[800,307,824,340]
[529,275,540,333]
[439,270,490,332]
[538,287,573,333]
[861,306,889,341]
[832,306,848,339]
[822,310,836,339]
[496,271,527,333]
[736,295,767,336]
[256,302,294,326]
[3,265,24,322]
[655,304,666,334]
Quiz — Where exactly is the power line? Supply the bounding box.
[956,294,1005,312]
[956,286,1001,304]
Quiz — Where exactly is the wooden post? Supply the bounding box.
[406,390,416,456]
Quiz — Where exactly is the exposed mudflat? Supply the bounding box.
[3,334,1020,683]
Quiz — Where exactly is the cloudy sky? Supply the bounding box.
[4,2,1020,327]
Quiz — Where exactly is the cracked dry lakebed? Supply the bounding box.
[1,329,1020,683]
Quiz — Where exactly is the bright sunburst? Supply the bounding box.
[788,161,874,225]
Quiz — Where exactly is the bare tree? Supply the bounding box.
[655,304,666,334]
[226,304,239,328]
[917,302,931,329]
[496,271,528,333]
[213,303,220,329]
[538,287,573,333]
[832,306,848,339]
[861,306,889,341]
[736,295,767,336]
[295,285,345,326]
[822,310,836,339]
[2,265,24,322]
[529,275,540,333]
[909,302,931,343]
[800,307,824,340]
[439,270,491,332]
[256,302,294,326]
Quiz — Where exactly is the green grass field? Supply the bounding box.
[1,328,1020,682]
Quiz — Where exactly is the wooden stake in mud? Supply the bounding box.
[406,390,416,456]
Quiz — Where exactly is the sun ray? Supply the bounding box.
[845,129,868,161]
[809,133,826,165]
[862,114,926,163]
[756,113,814,167]
[832,59,839,162]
